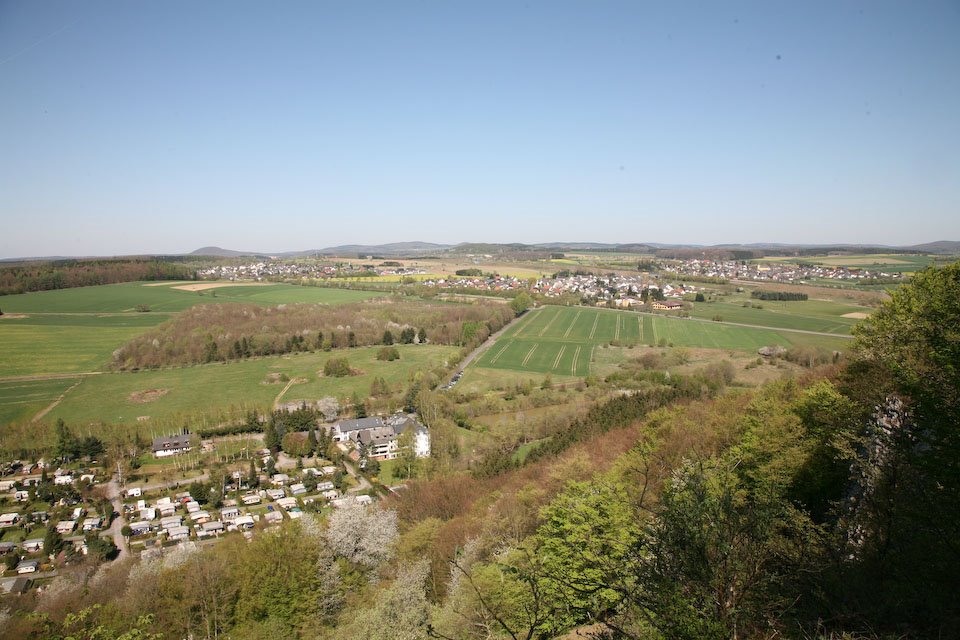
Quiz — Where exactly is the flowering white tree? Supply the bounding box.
[324,502,398,568]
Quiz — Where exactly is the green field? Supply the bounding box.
[0,317,168,377]
[0,283,386,378]
[0,378,80,425]
[687,298,871,334]
[0,281,384,314]
[472,306,852,376]
[755,254,938,273]
[42,344,457,427]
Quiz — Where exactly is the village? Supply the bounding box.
[0,411,430,597]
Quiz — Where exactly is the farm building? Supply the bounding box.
[652,300,684,311]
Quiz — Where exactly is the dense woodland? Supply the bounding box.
[3,263,958,639]
[111,299,515,370]
[0,259,197,295]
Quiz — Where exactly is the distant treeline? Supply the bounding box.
[112,298,514,369]
[0,258,196,295]
[751,290,809,301]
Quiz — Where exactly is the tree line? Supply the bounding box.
[0,258,197,295]
[750,290,809,301]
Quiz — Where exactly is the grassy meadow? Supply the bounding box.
[472,306,852,377]
[755,253,937,273]
[44,344,457,427]
[0,378,80,425]
[0,281,384,314]
[0,282,386,378]
[687,296,871,334]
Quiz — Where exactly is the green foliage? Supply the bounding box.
[535,481,638,632]
[510,291,534,316]
[751,290,809,301]
[323,357,352,377]
[376,346,400,361]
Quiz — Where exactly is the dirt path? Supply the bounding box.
[273,378,297,410]
[31,379,84,422]
[0,371,102,383]
[103,478,130,562]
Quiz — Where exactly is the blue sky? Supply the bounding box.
[1,1,958,257]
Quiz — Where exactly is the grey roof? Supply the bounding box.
[352,426,397,446]
[152,434,193,451]
[336,417,385,433]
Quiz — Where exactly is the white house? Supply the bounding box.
[151,434,193,458]
[331,413,431,461]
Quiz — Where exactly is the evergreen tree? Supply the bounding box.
[263,420,280,453]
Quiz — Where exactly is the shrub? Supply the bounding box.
[323,358,352,377]
[377,347,400,361]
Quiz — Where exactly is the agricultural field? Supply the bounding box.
[43,344,457,429]
[0,378,80,426]
[0,314,167,377]
[687,296,872,334]
[472,306,851,377]
[0,280,384,314]
[755,253,938,273]
[0,282,386,377]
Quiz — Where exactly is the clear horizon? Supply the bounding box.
[2,1,958,258]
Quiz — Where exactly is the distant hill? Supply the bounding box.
[8,240,958,263]
[312,242,452,256]
[189,246,268,258]
[906,241,960,254]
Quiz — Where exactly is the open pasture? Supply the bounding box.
[756,254,936,273]
[0,283,386,378]
[473,306,851,376]
[0,281,384,314]
[0,315,167,377]
[42,344,457,427]
[687,298,871,334]
[0,378,79,425]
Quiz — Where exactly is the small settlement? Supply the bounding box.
[0,410,431,598]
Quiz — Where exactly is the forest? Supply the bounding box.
[0,259,197,295]
[3,263,958,639]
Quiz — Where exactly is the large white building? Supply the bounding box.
[330,414,430,460]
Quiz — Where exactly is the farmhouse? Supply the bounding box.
[331,414,431,460]
[151,434,194,458]
[652,300,684,311]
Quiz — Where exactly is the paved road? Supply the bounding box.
[436,308,535,390]
[341,458,371,494]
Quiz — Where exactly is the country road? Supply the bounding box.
[435,307,536,390]
[103,478,130,562]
